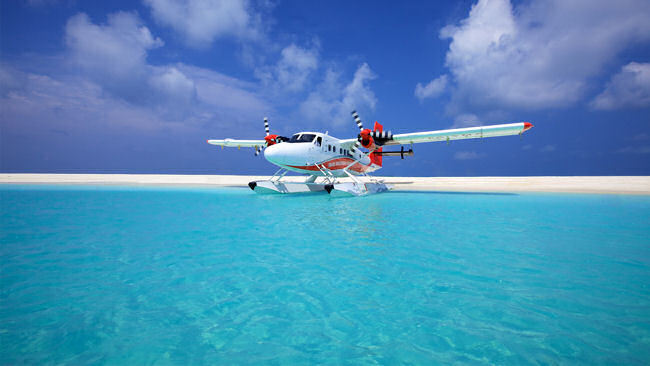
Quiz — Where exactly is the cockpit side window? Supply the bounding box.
[288,133,316,143]
[316,136,322,146]
[300,134,316,142]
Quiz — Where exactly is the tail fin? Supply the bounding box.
[369,121,383,167]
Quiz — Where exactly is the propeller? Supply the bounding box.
[350,110,394,155]
[352,110,364,132]
[349,111,364,155]
[351,110,377,152]
[255,117,270,156]
[256,117,286,156]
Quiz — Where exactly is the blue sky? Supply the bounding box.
[1,0,649,176]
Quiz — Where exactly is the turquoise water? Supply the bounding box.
[1,185,650,365]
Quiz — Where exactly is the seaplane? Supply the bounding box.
[207,111,533,196]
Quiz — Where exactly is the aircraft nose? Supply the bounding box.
[263,143,282,164]
[264,143,303,165]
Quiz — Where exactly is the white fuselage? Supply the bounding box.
[264,132,380,176]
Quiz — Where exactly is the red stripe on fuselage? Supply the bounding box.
[287,157,370,173]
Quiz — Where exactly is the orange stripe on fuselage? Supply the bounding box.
[287,157,370,173]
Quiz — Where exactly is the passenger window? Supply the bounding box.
[328,145,331,151]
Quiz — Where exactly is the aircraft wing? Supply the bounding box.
[339,122,532,148]
[207,139,266,148]
[384,122,532,145]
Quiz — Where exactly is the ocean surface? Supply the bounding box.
[1,184,649,365]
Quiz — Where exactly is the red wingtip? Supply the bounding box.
[523,122,533,132]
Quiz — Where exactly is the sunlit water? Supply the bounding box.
[1,185,649,364]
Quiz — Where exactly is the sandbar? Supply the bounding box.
[1,174,649,195]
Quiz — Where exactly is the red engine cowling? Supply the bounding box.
[359,128,376,151]
[265,134,280,146]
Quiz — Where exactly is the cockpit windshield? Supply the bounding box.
[288,133,316,143]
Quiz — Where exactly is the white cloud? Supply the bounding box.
[415,74,447,100]
[65,12,201,113]
[66,12,163,81]
[299,63,377,126]
[148,66,197,112]
[427,0,650,110]
[342,63,377,111]
[144,0,260,47]
[0,62,271,135]
[177,64,270,120]
[540,145,556,153]
[0,68,170,132]
[5,11,273,132]
[452,113,481,128]
[591,62,650,110]
[454,151,485,160]
[257,44,319,93]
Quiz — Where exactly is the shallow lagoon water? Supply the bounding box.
[1,185,649,364]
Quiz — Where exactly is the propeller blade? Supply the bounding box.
[351,110,363,132]
[254,146,260,156]
[349,140,362,155]
[264,117,269,136]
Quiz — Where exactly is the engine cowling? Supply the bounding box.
[359,128,376,150]
[264,134,287,146]
[358,126,393,150]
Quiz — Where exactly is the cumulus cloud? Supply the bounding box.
[0,65,271,173]
[148,66,197,108]
[177,64,270,121]
[0,61,271,136]
[11,11,273,130]
[591,62,650,110]
[66,12,162,87]
[454,151,485,160]
[0,67,168,133]
[65,12,200,115]
[257,44,319,92]
[452,113,481,128]
[299,63,377,126]
[144,0,260,47]
[415,75,447,100]
[424,0,650,110]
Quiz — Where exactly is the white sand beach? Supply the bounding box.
[2,174,649,195]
